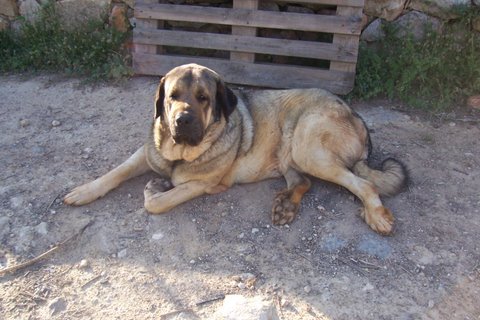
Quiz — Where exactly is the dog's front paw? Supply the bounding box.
[272,190,299,225]
[144,178,172,196]
[64,181,104,206]
[144,178,173,214]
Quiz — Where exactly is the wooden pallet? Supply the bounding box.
[133,0,364,94]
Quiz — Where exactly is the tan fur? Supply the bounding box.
[64,64,407,235]
[353,159,407,197]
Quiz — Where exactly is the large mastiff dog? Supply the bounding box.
[65,64,407,235]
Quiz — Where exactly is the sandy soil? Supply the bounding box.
[0,74,479,320]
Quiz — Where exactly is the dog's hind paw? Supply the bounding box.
[360,206,395,235]
[272,190,299,225]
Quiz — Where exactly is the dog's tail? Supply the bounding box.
[352,158,408,197]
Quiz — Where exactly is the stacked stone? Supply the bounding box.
[2,0,478,37]
[0,0,132,32]
[362,0,480,42]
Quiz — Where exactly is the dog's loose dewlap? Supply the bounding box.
[64,63,407,235]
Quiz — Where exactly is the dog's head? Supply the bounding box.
[154,64,237,146]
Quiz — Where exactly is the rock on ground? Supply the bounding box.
[218,295,280,320]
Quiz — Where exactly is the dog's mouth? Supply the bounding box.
[172,133,202,146]
[171,127,204,146]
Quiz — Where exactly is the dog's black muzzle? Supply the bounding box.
[172,112,204,146]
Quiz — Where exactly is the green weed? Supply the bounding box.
[352,6,480,111]
[0,1,131,81]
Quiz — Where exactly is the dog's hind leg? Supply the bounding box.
[272,168,311,225]
[301,161,394,235]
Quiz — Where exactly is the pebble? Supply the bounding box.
[117,249,127,258]
[363,283,374,291]
[237,283,247,289]
[10,196,23,208]
[189,259,196,264]
[51,120,61,127]
[233,273,257,290]
[219,295,280,320]
[20,119,30,127]
[35,222,48,235]
[79,259,89,269]
[317,205,325,211]
[428,300,435,308]
[448,122,456,127]
[238,233,245,239]
[152,232,164,240]
[251,228,260,234]
[83,147,93,153]
[303,285,312,294]
[49,297,67,315]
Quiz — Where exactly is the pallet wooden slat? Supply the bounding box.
[134,29,358,63]
[134,0,159,54]
[133,54,355,94]
[134,0,365,8]
[272,0,364,7]
[330,6,363,73]
[134,3,363,35]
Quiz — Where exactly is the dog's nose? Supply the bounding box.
[175,112,194,128]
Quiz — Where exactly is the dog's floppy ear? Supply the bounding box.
[215,79,237,122]
[154,77,166,120]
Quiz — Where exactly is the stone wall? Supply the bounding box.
[0,0,132,32]
[362,0,480,42]
[1,0,479,42]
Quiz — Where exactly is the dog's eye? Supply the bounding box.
[197,94,208,102]
[170,93,179,100]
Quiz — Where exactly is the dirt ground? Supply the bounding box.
[0,74,479,320]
